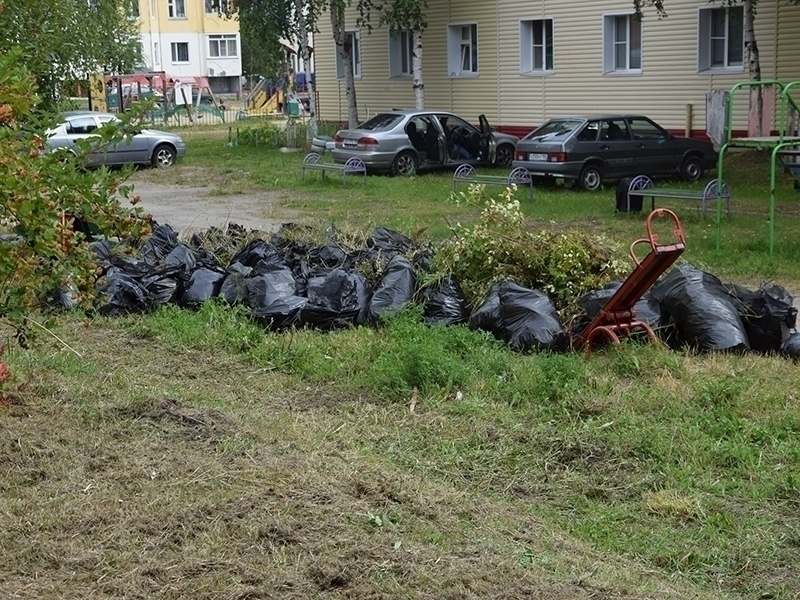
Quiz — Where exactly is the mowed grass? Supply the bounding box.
[3,127,800,599]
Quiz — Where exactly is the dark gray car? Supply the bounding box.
[511,115,717,191]
[46,111,186,167]
[332,110,519,176]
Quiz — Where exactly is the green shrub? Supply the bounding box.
[430,184,629,314]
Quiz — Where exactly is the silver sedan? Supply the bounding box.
[332,110,519,176]
[46,111,186,167]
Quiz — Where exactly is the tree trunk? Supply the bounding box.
[294,0,316,119]
[330,6,359,127]
[744,0,765,135]
[412,30,424,109]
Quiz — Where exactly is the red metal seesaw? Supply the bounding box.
[569,208,686,354]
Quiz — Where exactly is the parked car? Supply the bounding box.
[511,115,717,191]
[331,110,519,176]
[46,111,186,168]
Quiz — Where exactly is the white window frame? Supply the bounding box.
[209,34,238,58]
[447,23,478,78]
[170,42,189,63]
[154,42,160,66]
[335,30,361,79]
[519,18,554,75]
[389,30,414,78]
[698,6,744,73]
[602,13,642,75]
[205,0,230,13]
[168,0,186,19]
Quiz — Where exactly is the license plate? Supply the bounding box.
[528,153,547,161]
[344,140,357,147]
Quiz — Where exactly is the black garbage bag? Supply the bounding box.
[301,268,371,330]
[367,226,414,254]
[247,268,297,309]
[780,331,800,358]
[180,267,226,306]
[96,266,153,315]
[164,244,200,276]
[470,281,566,352]
[423,275,469,326]
[45,287,79,311]
[615,177,643,213]
[142,270,181,306]
[368,255,416,322]
[306,244,347,269]
[250,295,308,330]
[469,283,504,338]
[220,262,253,305]
[651,264,749,352]
[229,239,287,273]
[579,282,662,330]
[141,224,179,265]
[725,283,797,353]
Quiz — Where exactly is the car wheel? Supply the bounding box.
[680,156,704,182]
[152,144,176,168]
[578,164,603,191]
[494,144,514,168]
[391,151,417,176]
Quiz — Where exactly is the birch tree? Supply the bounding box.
[379,0,428,109]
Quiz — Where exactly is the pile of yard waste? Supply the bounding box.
[85,222,800,358]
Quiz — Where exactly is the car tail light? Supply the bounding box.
[334,134,343,142]
[548,152,568,162]
[514,151,525,161]
[358,136,379,146]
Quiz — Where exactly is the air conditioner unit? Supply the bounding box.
[208,67,215,76]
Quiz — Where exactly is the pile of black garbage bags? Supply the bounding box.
[89,223,800,358]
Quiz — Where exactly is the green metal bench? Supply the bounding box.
[452,164,534,199]
[301,152,367,186]
[625,175,731,217]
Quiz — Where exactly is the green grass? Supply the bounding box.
[4,129,800,598]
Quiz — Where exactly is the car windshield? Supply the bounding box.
[356,113,403,131]
[524,119,583,141]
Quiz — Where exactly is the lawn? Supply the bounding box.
[2,126,799,599]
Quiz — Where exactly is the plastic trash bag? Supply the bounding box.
[142,271,181,306]
[96,266,153,316]
[164,244,199,276]
[180,267,226,306]
[651,264,749,352]
[725,283,797,353]
[367,226,414,254]
[220,262,253,305]
[423,275,469,326]
[368,255,416,322]
[780,331,800,358]
[302,268,371,330]
[306,245,347,269]
[229,239,287,273]
[247,268,297,309]
[250,295,308,330]
[470,281,566,352]
[141,224,179,265]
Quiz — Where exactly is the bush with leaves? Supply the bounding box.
[430,184,629,314]
[0,48,150,330]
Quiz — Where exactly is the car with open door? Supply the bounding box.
[331,110,518,176]
[511,114,717,191]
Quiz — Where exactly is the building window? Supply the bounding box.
[603,14,641,73]
[448,23,478,77]
[205,0,230,13]
[171,42,189,63]
[168,0,186,18]
[209,34,238,57]
[520,18,553,74]
[154,42,160,66]
[335,31,361,79]
[698,6,744,71]
[389,30,414,77]
[128,0,139,17]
